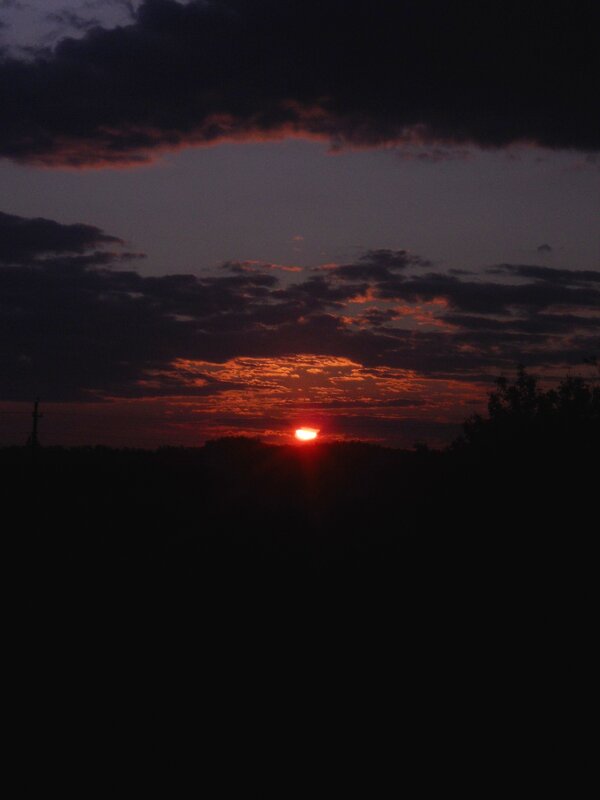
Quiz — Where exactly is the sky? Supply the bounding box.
[0,0,598,447]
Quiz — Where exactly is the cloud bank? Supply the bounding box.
[1,211,598,417]
[0,0,598,165]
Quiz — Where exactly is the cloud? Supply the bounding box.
[0,210,124,263]
[487,263,600,287]
[223,260,303,274]
[323,249,430,282]
[1,211,598,411]
[360,267,600,314]
[45,10,102,34]
[0,0,597,166]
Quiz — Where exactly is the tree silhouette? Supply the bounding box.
[458,366,600,457]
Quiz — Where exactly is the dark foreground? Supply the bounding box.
[6,432,594,640]
[4,416,595,781]
[4,372,596,782]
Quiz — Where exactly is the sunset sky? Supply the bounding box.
[1,0,598,447]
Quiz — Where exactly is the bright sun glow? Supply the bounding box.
[295,427,319,441]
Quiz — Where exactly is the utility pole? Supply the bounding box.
[30,398,42,458]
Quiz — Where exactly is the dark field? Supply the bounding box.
[5,374,596,779]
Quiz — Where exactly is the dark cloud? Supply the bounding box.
[272,275,370,311]
[0,0,597,166]
[1,211,598,402]
[488,263,600,286]
[356,308,402,327]
[310,397,427,410]
[537,244,553,254]
[324,249,430,282]
[371,271,600,314]
[0,210,124,263]
[444,313,600,335]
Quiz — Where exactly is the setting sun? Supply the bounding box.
[295,427,319,442]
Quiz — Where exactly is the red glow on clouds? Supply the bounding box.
[19,110,449,170]
[0,352,494,449]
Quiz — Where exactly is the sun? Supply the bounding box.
[295,427,319,442]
